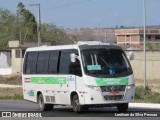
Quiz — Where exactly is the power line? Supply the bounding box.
[42,0,91,11]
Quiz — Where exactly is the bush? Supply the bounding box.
[135,86,160,103]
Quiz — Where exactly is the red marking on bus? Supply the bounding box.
[109,92,120,96]
[25,78,31,83]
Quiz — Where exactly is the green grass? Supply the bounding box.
[135,86,160,103]
[0,94,23,100]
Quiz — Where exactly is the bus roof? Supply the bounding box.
[26,41,120,52]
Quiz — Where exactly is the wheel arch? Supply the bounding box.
[37,91,42,103]
[70,91,78,105]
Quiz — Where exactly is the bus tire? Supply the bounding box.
[117,103,128,112]
[38,93,53,111]
[72,95,84,113]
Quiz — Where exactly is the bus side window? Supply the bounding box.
[48,51,59,74]
[58,49,82,77]
[37,51,50,74]
[25,52,38,74]
[59,51,70,74]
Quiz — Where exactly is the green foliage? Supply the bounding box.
[0,2,72,49]
[41,23,73,45]
[135,86,160,103]
[17,2,37,42]
[146,43,154,50]
[146,43,160,50]
[0,8,19,49]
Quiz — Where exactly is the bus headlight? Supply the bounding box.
[127,84,135,89]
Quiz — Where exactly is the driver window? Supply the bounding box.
[69,57,82,77]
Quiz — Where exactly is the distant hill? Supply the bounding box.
[64,25,160,43]
[64,28,116,43]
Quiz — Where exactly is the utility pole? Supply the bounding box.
[29,3,41,46]
[143,0,146,89]
[17,12,22,43]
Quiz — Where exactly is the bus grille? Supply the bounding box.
[100,85,126,92]
[104,95,123,100]
[100,85,126,101]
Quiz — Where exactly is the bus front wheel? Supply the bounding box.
[72,95,84,113]
[117,103,128,112]
[37,93,53,111]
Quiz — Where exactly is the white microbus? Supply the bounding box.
[22,41,135,113]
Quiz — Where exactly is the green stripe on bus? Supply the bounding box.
[96,77,128,86]
[31,77,66,84]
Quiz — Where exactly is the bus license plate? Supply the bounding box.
[109,92,119,96]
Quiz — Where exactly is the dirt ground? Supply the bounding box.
[0,73,23,98]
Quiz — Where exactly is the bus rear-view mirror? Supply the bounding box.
[128,52,134,60]
[70,53,76,62]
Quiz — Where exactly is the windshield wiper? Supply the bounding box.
[98,56,112,68]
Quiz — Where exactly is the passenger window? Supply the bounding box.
[59,51,70,74]
[25,52,38,74]
[37,51,50,74]
[48,51,59,74]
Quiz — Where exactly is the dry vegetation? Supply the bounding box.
[136,79,160,93]
[0,73,22,85]
[0,87,23,100]
[0,87,22,96]
[0,73,23,100]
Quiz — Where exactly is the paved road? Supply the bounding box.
[0,100,159,120]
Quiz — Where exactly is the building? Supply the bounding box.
[0,40,51,75]
[115,28,160,45]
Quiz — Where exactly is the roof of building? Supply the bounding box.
[8,41,51,49]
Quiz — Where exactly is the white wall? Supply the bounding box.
[125,51,160,81]
[0,51,11,68]
[0,51,11,75]
[0,68,12,75]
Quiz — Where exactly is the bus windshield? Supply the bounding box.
[81,48,133,78]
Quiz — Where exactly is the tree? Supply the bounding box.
[41,23,73,45]
[0,8,18,49]
[17,2,37,42]
[0,2,72,49]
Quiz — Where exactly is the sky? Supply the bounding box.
[0,0,160,29]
